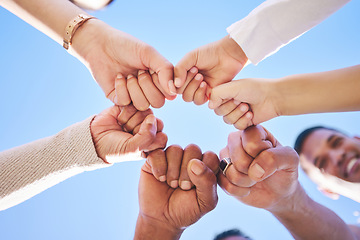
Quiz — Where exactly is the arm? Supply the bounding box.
[1,0,175,105]
[209,65,360,129]
[218,125,357,239]
[0,105,166,211]
[228,0,350,65]
[271,183,358,240]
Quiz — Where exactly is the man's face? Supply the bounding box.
[221,237,249,240]
[301,129,360,182]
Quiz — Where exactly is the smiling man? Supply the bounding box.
[294,126,360,202]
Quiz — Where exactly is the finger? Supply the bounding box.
[179,144,202,190]
[176,67,198,94]
[209,81,240,109]
[214,99,238,116]
[127,114,157,152]
[147,149,167,182]
[188,159,218,213]
[127,74,150,111]
[165,145,183,188]
[174,51,197,89]
[114,73,131,106]
[227,131,253,174]
[193,81,209,105]
[149,55,175,97]
[182,73,203,102]
[223,163,256,187]
[133,117,164,135]
[242,125,275,158]
[138,70,165,108]
[248,146,299,182]
[123,109,152,133]
[145,131,168,152]
[217,173,250,198]
[233,111,254,130]
[223,103,250,125]
[150,71,176,101]
[201,151,219,175]
[117,104,140,126]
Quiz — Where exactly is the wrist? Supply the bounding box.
[221,35,249,67]
[270,77,288,117]
[134,214,184,240]
[268,182,309,217]
[69,18,108,62]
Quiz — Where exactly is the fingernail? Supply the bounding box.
[146,116,155,125]
[113,95,118,104]
[180,181,192,190]
[190,161,205,175]
[170,180,178,188]
[168,80,177,95]
[208,101,214,109]
[246,112,252,119]
[159,175,166,182]
[190,67,197,73]
[240,104,247,112]
[127,74,134,80]
[174,78,181,88]
[200,82,206,88]
[116,73,123,79]
[195,73,202,81]
[233,99,241,105]
[252,163,265,179]
[138,70,146,75]
[149,69,155,75]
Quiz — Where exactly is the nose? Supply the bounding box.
[329,148,346,167]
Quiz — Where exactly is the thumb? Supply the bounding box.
[187,159,218,213]
[126,114,157,152]
[248,147,299,182]
[174,51,197,89]
[208,81,240,109]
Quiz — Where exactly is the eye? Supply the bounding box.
[331,137,344,148]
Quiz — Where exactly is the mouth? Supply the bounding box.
[345,156,360,177]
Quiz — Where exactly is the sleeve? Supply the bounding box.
[227,0,351,65]
[0,116,109,211]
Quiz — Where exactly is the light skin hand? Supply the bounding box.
[90,105,167,163]
[134,145,219,240]
[218,125,299,210]
[174,35,248,97]
[209,78,280,130]
[71,19,176,108]
[180,71,209,106]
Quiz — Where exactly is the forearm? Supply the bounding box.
[228,0,350,64]
[134,215,183,240]
[1,0,89,45]
[0,116,108,211]
[270,183,357,240]
[274,65,360,116]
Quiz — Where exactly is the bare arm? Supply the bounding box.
[270,183,358,240]
[275,65,360,116]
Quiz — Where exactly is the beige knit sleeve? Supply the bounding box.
[0,116,109,211]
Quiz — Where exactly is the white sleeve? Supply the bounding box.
[0,116,109,211]
[227,0,351,65]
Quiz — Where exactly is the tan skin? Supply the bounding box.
[134,144,219,240]
[301,128,360,183]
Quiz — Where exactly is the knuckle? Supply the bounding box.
[184,144,201,154]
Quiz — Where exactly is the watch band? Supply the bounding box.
[63,14,96,50]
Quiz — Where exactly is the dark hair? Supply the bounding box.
[294,126,340,154]
[214,228,252,240]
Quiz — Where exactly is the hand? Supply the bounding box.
[71,19,175,109]
[90,105,167,164]
[218,125,299,211]
[177,69,209,106]
[174,35,248,104]
[134,145,219,239]
[209,78,280,129]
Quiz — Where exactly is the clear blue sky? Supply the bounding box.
[0,1,359,239]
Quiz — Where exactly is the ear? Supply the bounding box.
[318,187,340,200]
